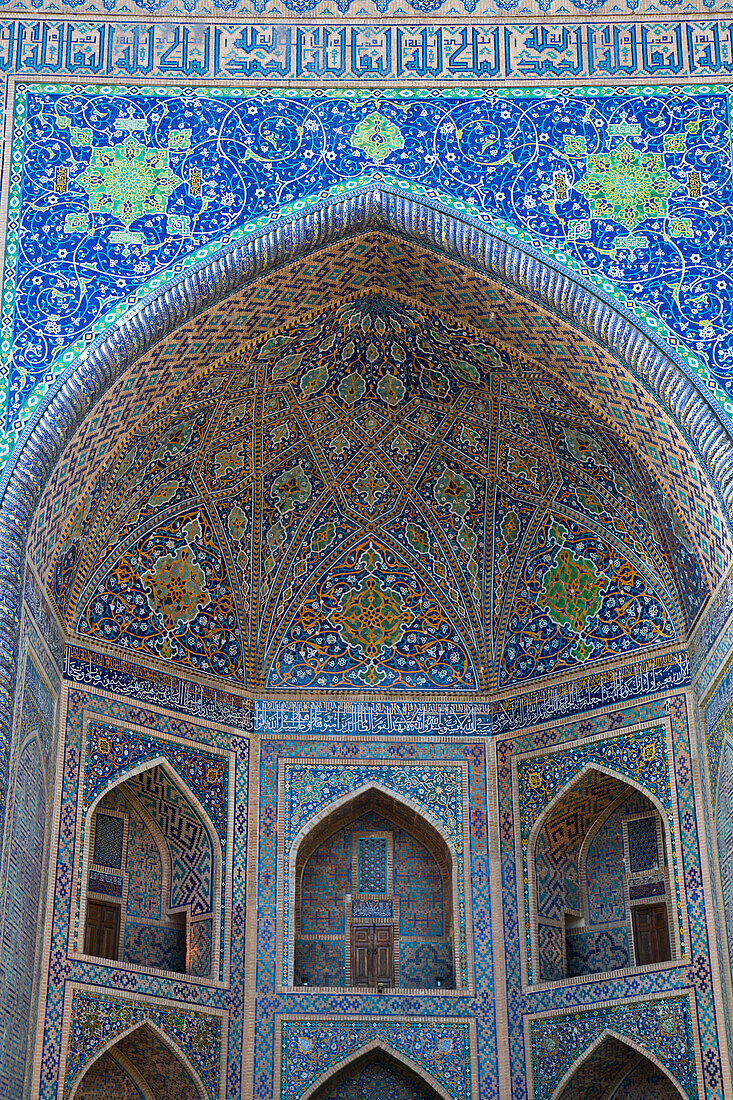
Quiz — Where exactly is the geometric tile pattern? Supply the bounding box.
[35,686,248,1100]
[85,722,227,836]
[565,928,630,977]
[529,995,697,1100]
[252,720,491,1100]
[26,230,730,621]
[555,1034,683,1100]
[520,728,682,985]
[0,738,46,1100]
[496,693,723,1100]
[281,760,467,987]
[48,295,699,692]
[64,990,220,1100]
[716,741,733,982]
[317,1059,434,1100]
[279,1019,471,1100]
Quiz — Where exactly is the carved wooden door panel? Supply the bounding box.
[351,925,373,987]
[85,901,120,961]
[632,903,671,965]
[373,926,393,985]
[351,924,394,987]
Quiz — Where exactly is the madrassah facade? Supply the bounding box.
[1,1,733,1097]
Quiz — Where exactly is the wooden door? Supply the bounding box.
[632,903,671,965]
[373,926,393,985]
[350,924,393,988]
[351,925,373,987]
[84,901,120,961]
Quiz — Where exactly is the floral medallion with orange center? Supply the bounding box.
[333,574,410,663]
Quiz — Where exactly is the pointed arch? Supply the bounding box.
[1,185,730,730]
[299,1039,452,1100]
[547,1028,688,1100]
[80,754,222,977]
[287,781,460,990]
[527,759,673,861]
[68,1019,210,1100]
[527,760,678,983]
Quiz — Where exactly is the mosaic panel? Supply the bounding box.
[28,229,729,611]
[0,738,46,1100]
[555,1035,681,1100]
[123,923,186,971]
[23,565,63,668]
[6,82,733,443]
[534,772,623,923]
[92,813,124,869]
[35,688,248,1100]
[293,940,346,987]
[318,1059,434,1100]
[394,829,443,937]
[537,923,564,983]
[716,741,733,980]
[252,716,491,1100]
[75,1050,145,1100]
[586,811,626,925]
[628,817,659,873]
[529,995,697,1100]
[282,760,468,987]
[399,942,454,989]
[49,294,697,691]
[608,1060,682,1100]
[518,726,680,984]
[64,989,221,1100]
[301,829,350,935]
[497,694,722,1100]
[566,928,631,977]
[125,765,215,918]
[85,721,227,836]
[279,1019,472,1100]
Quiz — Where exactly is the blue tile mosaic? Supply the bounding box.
[3,80,733,451]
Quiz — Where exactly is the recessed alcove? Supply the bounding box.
[291,787,456,991]
[530,768,675,984]
[82,763,220,979]
[552,1033,685,1100]
[71,1022,206,1100]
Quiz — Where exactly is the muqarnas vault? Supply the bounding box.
[1,78,733,1100]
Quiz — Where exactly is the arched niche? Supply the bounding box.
[80,759,221,979]
[289,785,457,991]
[70,1021,208,1100]
[529,765,677,984]
[550,1031,687,1100]
[301,1043,451,1100]
[2,188,731,733]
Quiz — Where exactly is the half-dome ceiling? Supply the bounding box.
[51,292,702,693]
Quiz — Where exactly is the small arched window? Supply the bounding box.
[531,768,675,982]
[83,764,219,978]
[292,788,456,990]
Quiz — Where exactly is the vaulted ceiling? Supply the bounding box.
[47,292,702,693]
